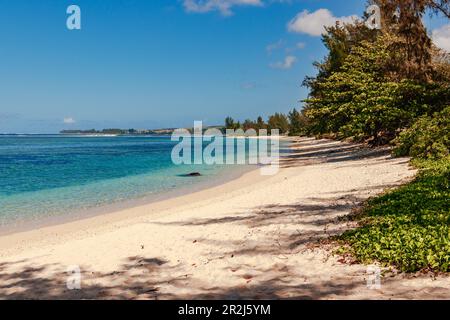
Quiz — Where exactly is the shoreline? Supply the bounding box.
[0,162,274,254]
[0,163,261,237]
[1,137,448,300]
[0,135,289,237]
[0,133,296,254]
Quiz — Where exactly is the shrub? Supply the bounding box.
[394,106,450,159]
[338,158,450,272]
[304,37,449,145]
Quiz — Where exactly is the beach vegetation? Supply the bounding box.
[287,108,308,136]
[300,0,450,273]
[302,0,450,147]
[394,106,450,160]
[223,111,303,135]
[337,157,450,272]
[268,113,290,134]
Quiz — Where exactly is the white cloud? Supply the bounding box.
[241,82,256,89]
[432,24,450,52]
[266,39,284,54]
[270,55,297,70]
[63,117,76,124]
[183,0,263,16]
[284,41,306,53]
[287,9,358,36]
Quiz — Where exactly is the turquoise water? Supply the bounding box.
[0,135,255,228]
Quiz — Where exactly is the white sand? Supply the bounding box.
[0,137,448,300]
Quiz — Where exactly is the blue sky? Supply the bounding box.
[0,0,448,133]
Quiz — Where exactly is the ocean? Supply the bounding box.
[0,135,259,230]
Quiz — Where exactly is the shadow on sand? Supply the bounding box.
[1,138,444,300]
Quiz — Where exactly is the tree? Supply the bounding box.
[235,121,242,130]
[242,119,256,131]
[268,113,289,134]
[288,108,306,136]
[394,106,450,159]
[372,0,450,80]
[225,117,236,130]
[303,0,450,145]
[305,0,450,94]
[256,116,267,130]
[303,20,379,97]
[304,36,449,144]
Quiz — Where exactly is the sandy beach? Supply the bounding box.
[0,137,449,300]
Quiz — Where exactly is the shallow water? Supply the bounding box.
[0,135,260,227]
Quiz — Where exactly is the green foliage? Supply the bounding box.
[256,116,267,130]
[288,108,307,136]
[394,106,450,160]
[268,113,289,134]
[338,158,450,272]
[304,21,378,97]
[224,117,241,130]
[304,36,450,144]
[225,109,309,136]
[304,1,450,273]
[242,119,255,131]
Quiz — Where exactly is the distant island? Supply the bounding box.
[60,128,177,135]
[60,126,225,136]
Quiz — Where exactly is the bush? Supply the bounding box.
[394,106,450,159]
[338,158,450,272]
[304,28,450,146]
[304,37,450,145]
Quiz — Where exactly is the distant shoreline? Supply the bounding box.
[0,133,173,137]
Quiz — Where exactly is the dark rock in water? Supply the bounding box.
[183,172,202,177]
[188,172,201,177]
